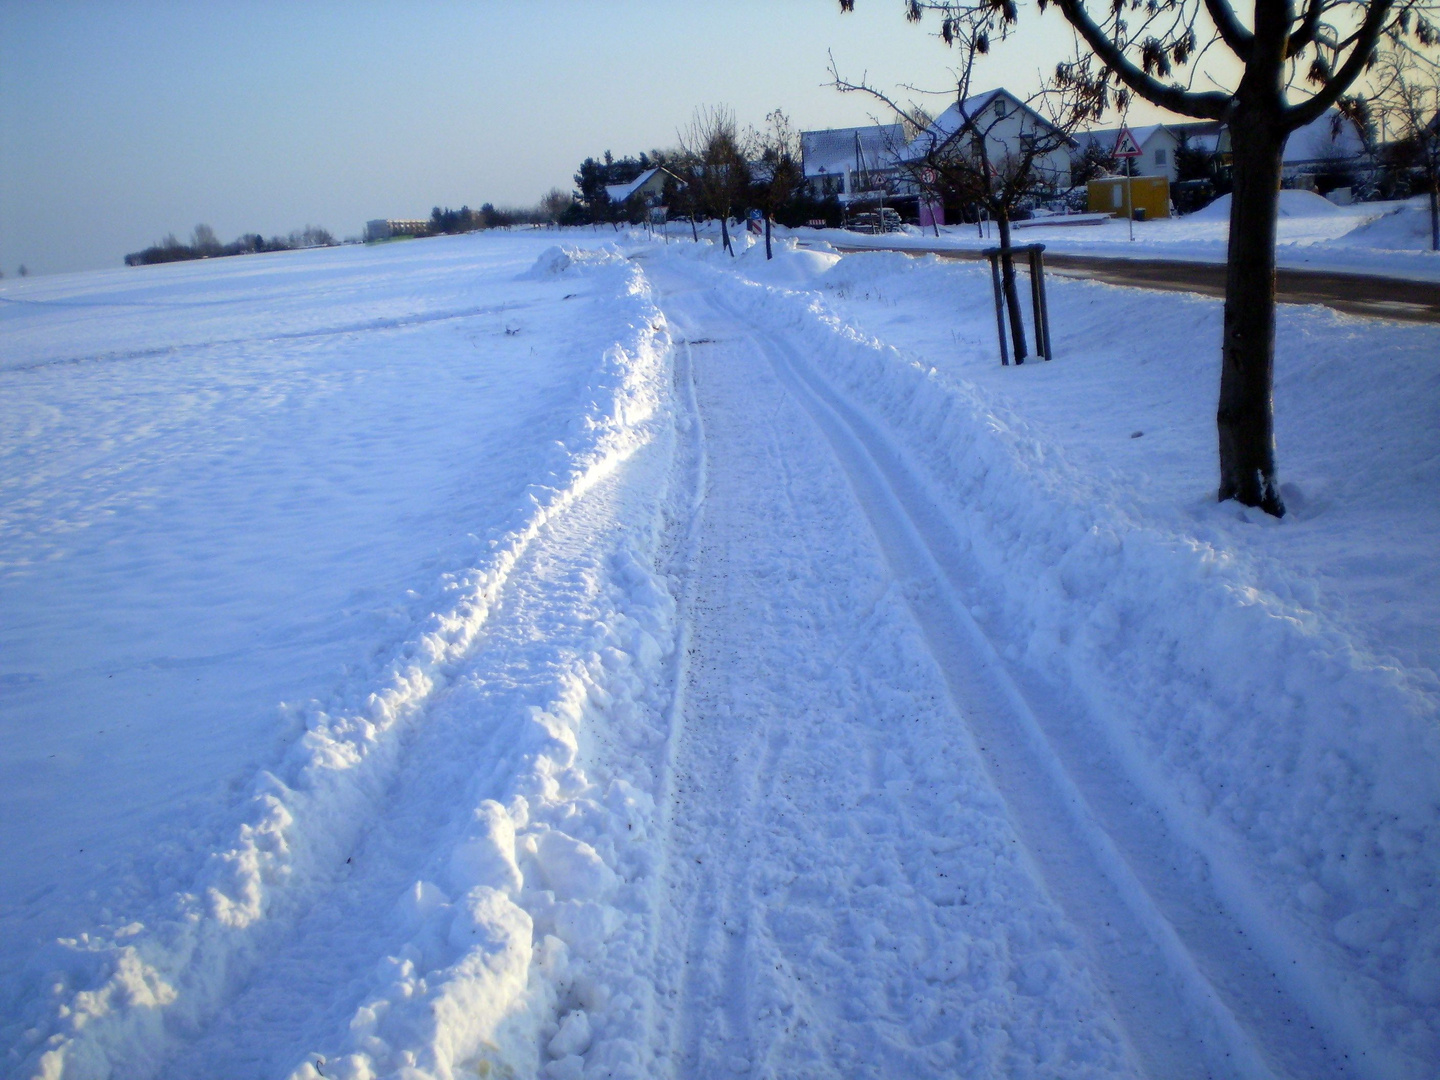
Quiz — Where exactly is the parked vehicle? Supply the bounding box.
[845,208,902,234]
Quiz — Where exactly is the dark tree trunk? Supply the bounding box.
[721,213,733,255]
[1217,108,1286,516]
[765,214,773,259]
[690,212,699,242]
[995,210,1029,363]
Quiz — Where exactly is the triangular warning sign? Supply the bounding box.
[1113,126,1143,158]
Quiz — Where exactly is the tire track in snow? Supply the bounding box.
[652,325,788,1079]
[646,267,1140,1080]
[744,288,1360,1080]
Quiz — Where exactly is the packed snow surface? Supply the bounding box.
[2,227,1436,1080]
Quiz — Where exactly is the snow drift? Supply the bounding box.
[1188,188,1343,221]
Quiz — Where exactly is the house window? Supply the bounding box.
[1155,148,1168,165]
[994,98,1008,118]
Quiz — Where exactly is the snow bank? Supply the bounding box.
[729,237,842,285]
[281,276,688,1080]
[674,248,1440,1075]
[20,253,675,1080]
[1334,196,1440,250]
[290,538,683,1080]
[520,243,629,278]
[658,230,841,285]
[1188,188,1343,221]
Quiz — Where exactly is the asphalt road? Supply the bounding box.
[831,243,1440,324]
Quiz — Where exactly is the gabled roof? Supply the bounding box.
[901,88,1078,162]
[1076,124,1176,152]
[604,167,662,204]
[1098,114,1367,162]
[800,124,906,178]
[1283,109,1366,163]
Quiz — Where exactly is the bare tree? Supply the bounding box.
[833,36,1106,360]
[539,187,574,224]
[662,149,705,242]
[191,223,221,255]
[750,108,808,257]
[897,103,938,139]
[1373,47,1440,248]
[679,105,752,255]
[845,0,1439,516]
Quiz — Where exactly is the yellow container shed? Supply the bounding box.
[1087,175,1171,219]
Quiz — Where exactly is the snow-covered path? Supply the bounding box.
[6,235,1436,1080]
[641,259,1387,1079]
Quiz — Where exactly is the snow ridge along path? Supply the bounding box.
[17,246,676,1080]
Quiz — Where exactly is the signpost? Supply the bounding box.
[1113,126,1143,242]
[919,167,942,236]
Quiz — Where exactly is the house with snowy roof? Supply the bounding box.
[1076,124,1181,180]
[800,123,907,200]
[1281,109,1368,177]
[899,88,1076,191]
[603,167,684,208]
[1078,110,1365,191]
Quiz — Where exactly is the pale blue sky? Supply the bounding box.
[2,0,1155,275]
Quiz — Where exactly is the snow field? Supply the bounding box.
[4,241,679,1078]
[654,236,1440,1076]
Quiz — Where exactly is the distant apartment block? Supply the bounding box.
[365,219,429,242]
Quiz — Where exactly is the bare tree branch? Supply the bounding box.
[1288,0,1397,124]
[1054,0,1232,118]
[1204,0,1255,54]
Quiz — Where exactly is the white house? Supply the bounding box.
[1119,112,1366,184]
[1076,124,1180,180]
[800,124,907,200]
[900,89,1076,191]
[603,167,682,207]
[1283,109,1367,175]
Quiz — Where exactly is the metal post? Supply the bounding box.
[1023,244,1053,361]
[1033,246,1053,361]
[985,243,1055,366]
[1028,247,1044,362]
[986,250,1009,366]
[1127,167,1135,242]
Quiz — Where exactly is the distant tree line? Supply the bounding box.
[125,223,336,266]
[425,193,574,234]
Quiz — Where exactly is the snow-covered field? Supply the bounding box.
[2,226,1436,1080]
[820,191,1440,282]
